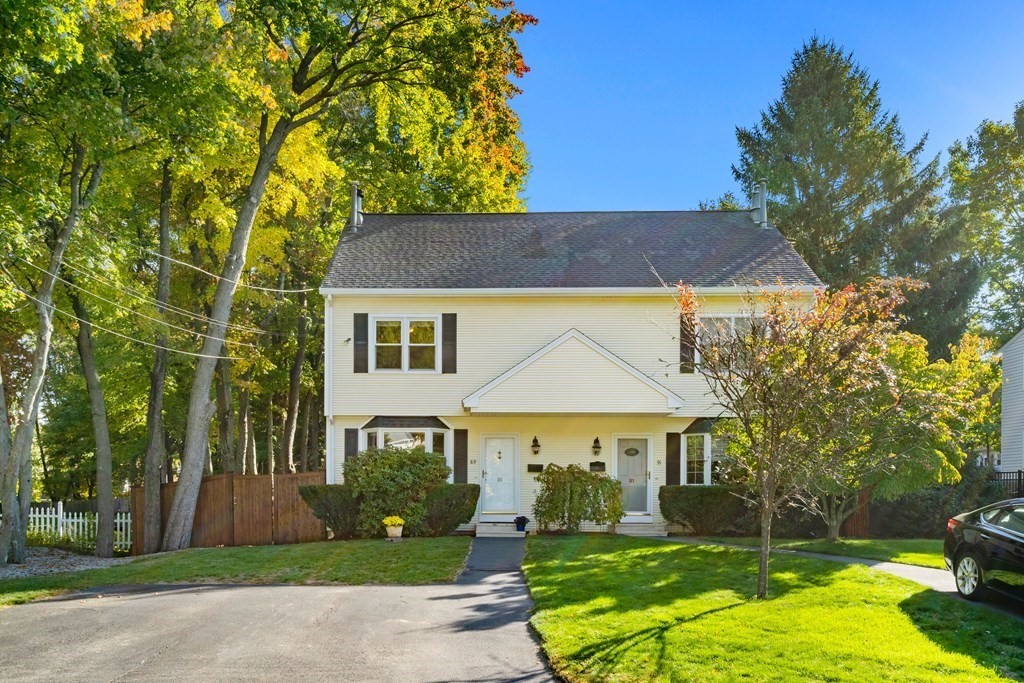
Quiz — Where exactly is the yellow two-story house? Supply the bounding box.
[320,185,820,536]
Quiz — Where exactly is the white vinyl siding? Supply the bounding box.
[329,295,781,417]
[1000,330,1024,471]
[332,414,701,534]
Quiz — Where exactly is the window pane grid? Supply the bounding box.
[371,317,439,372]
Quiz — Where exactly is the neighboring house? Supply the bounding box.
[1000,328,1024,472]
[319,184,820,535]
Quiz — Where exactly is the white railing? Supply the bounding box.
[2,502,132,553]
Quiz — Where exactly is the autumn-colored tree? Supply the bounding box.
[680,279,961,598]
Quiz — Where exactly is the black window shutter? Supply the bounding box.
[354,313,368,373]
[666,432,681,486]
[344,428,359,465]
[679,313,696,374]
[442,313,457,374]
[453,429,468,483]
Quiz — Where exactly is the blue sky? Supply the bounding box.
[512,1,1024,211]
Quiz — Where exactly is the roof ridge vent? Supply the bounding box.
[749,179,768,228]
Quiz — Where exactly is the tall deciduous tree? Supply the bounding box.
[948,101,1024,343]
[162,1,534,550]
[733,38,983,356]
[681,279,953,598]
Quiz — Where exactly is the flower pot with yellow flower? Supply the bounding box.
[382,516,405,540]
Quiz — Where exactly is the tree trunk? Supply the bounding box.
[68,291,115,558]
[142,159,172,554]
[266,395,275,475]
[161,118,291,551]
[248,423,257,476]
[0,356,19,564]
[757,504,773,599]
[309,384,323,472]
[297,391,311,472]
[215,356,236,473]
[822,492,856,542]
[237,375,251,475]
[282,289,308,473]
[1,147,101,563]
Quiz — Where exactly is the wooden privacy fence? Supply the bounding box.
[130,471,326,555]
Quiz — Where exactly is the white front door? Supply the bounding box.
[616,437,651,514]
[481,436,518,514]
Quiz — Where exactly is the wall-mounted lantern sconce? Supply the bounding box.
[531,436,541,455]
[592,437,602,456]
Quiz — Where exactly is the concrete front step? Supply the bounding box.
[476,523,526,538]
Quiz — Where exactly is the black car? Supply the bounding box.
[945,498,1024,603]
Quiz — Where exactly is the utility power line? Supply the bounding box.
[4,282,239,361]
[14,256,259,349]
[59,255,269,336]
[86,226,316,293]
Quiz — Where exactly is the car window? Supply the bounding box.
[981,508,1005,523]
[992,506,1024,535]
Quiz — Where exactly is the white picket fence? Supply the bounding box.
[9,503,132,552]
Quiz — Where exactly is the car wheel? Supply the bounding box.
[954,551,986,600]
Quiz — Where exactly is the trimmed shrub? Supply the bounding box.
[533,464,624,533]
[659,485,745,535]
[869,462,1004,538]
[344,447,451,537]
[299,484,360,540]
[424,484,481,536]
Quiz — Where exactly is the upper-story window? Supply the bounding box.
[695,314,757,365]
[371,316,440,372]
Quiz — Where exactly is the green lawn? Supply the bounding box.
[702,536,946,569]
[524,535,1024,682]
[0,537,471,608]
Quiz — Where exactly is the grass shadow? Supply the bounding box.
[899,589,1024,679]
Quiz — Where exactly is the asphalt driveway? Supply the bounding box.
[0,571,552,682]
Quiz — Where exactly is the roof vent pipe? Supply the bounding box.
[348,181,363,232]
[750,179,768,228]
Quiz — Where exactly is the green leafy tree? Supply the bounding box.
[163,1,533,550]
[948,101,1024,342]
[733,38,983,355]
[680,279,960,597]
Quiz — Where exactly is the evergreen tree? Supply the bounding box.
[733,38,983,356]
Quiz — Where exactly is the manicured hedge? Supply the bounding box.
[425,484,480,536]
[659,485,745,535]
[869,462,1004,538]
[299,484,360,540]
[343,447,451,537]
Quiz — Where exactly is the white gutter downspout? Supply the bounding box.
[324,293,335,483]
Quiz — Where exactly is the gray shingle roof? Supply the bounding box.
[321,211,821,289]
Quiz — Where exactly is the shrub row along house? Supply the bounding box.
[319,184,820,535]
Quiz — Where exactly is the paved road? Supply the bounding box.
[0,565,552,682]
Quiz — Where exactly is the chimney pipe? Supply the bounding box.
[750,179,768,228]
[348,181,363,232]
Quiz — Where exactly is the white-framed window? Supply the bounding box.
[683,433,729,485]
[695,314,759,366]
[360,425,452,480]
[370,315,440,372]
